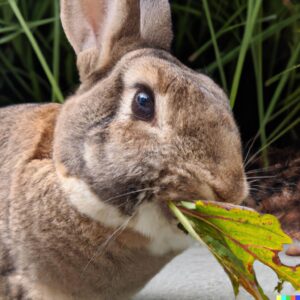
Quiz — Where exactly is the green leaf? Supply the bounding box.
[169,200,300,300]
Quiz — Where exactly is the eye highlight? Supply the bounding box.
[131,86,155,121]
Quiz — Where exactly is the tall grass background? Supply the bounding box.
[0,0,299,164]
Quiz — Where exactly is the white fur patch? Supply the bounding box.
[57,174,192,256]
[57,173,127,228]
[133,201,193,255]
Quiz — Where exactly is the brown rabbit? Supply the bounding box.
[0,0,248,299]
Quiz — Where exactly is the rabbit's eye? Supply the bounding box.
[132,89,155,121]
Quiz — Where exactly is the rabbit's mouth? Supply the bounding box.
[159,201,175,221]
[90,179,156,216]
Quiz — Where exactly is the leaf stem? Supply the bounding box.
[168,202,205,245]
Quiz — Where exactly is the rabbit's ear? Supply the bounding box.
[61,0,141,53]
[61,0,105,55]
[140,0,173,51]
[61,0,173,79]
[61,0,141,77]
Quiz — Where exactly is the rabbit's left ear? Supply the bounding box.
[61,0,173,79]
[140,0,173,51]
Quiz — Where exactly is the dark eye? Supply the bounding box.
[132,88,155,121]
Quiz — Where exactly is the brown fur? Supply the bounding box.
[0,105,175,299]
[0,1,248,299]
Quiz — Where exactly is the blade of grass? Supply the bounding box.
[269,96,300,122]
[0,29,21,44]
[0,24,18,33]
[283,87,300,105]
[189,4,247,62]
[8,0,63,102]
[267,30,281,78]
[0,17,56,33]
[52,0,60,102]
[251,6,268,165]
[205,14,300,73]
[245,118,300,168]
[0,51,34,95]
[33,1,51,20]
[268,103,300,141]
[266,64,300,86]
[26,46,42,100]
[267,118,300,149]
[0,70,24,99]
[175,0,192,54]
[2,0,13,21]
[171,4,201,17]
[202,0,227,91]
[261,42,300,131]
[230,0,262,108]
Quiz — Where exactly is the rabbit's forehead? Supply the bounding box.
[123,56,189,93]
[122,54,229,107]
[123,57,176,89]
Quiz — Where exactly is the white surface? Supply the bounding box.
[135,244,300,300]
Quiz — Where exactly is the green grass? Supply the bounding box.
[0,0,299,163]
[7,0,63,102]
[229,0,262,108]
[172,0,300,164]
[0,0,77,104]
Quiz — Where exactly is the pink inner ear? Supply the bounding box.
[82,0,106,35]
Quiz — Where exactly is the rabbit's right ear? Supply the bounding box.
[61,0,141,80]
[61,1,173,80]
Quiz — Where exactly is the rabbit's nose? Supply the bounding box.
[165,182,217,203]
[212,177,249,204]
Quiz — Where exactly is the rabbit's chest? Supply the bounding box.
[7,196,174,299]
[21,239,173,299]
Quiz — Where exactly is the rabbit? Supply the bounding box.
[0,0,249,299]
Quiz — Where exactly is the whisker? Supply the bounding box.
[246,163,300,175]
[248,179,262,184]
[249,182,298,190]
[250,186,288,193]
[81,216,134,277]
[248,188,260,192]
[81,197,144,278]
[95,197,145,287]
[247,175,277,180]
[246,167,277,175]
[243,132,260,166]
[283,182,298,187]
[103,187,154,203]
[244,145,266,169]
[248,191,279,198]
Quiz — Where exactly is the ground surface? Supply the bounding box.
[135,244,300,300]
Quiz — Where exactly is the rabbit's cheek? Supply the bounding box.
[57,172,128,228]
[57,170,191,256]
